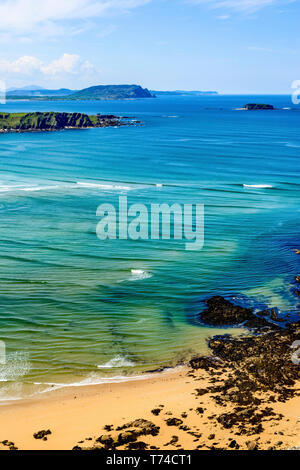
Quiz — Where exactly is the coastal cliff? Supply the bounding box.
[0,111,126,132]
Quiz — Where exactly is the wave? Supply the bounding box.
[0,184,62,193]
[34,367,185,396]
[243,184,273,189]
[76,182,133,191]
[97,355,135,369]
[0,352,31,382]
[285,143,300,148]
[129,269,153,281]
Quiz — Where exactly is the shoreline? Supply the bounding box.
[0,361,299,451]
[1,301,299,451]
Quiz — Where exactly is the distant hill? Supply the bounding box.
[152,90,218,96]
[7,85,45,91]
[7,87,75,97]
[6,84,154,101]
[69,85,154,100]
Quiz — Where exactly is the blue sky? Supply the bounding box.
[0,0,299,93]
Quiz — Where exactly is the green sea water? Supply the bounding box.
[0,95,299,400]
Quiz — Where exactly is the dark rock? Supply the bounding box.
[200,296,254,325]
[228,440,238,449]
[244,104,274,110]
[151,408,161,416]
[118,431,138,445]
[195,388,208,396]
[165,418,183,427]
[189,356,222,370]
[200,296,278,329]
[196,407,205,414]
[127,441,148,450]
[33,430,52,440]
[104,425,113,431]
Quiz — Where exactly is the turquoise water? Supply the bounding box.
[0,95,300,399]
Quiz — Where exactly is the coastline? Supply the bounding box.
[1,308,299,451]
[0,363,299,451]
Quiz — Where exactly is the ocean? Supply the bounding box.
[0,94,299,400]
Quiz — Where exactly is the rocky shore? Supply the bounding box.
[0,111,139,133]
[0,270,299,451]
[64,295,298,451]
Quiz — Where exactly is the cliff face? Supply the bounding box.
[0,112,121,132]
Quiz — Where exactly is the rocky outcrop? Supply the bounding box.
[200,295,279,328]
[0,111,127,133]
[244,103,274,110]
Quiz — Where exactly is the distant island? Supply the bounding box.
[244,103,274,110]
[0,112,133,133]
[152,90,218,96]
[6,85,154,101]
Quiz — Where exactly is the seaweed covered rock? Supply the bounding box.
[200,296,280,329]
[200,296,254,325]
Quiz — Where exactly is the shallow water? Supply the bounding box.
[0,95,300,400]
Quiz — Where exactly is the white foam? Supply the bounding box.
[36,366,185,394]
[243,184,273,189]
[0,353,31,382]
[76,182,132,191]
[97,355,135,369]
[129,269,153,281]
[21,185,59,192]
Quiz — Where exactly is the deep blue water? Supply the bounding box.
[0,95,299,399]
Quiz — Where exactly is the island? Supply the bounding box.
[6,85,155,101]
[244,103,274,110]
[0,111,134,133]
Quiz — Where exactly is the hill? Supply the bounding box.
[6,84,154,101]
[7,87,75,97]
[69,84,154,100]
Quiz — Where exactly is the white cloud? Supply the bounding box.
[0,0,150,37]
[0,56,42,75]
[0,53,96,79]
[41,53,93,75]
[189,0,286,14]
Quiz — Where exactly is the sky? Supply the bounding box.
[0,0,299,93]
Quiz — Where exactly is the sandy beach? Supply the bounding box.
[1,360,299,451]
[1,296,300,451]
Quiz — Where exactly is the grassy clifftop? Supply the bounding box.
[0,112,122,132]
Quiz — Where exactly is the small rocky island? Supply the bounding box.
[0,111,132,133]
[244,103,274,110]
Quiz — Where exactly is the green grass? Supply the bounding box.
[0,112,116,131]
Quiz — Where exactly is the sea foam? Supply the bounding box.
[97,355,135,369]
[243,184,273,189]
[129,269,153,281]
